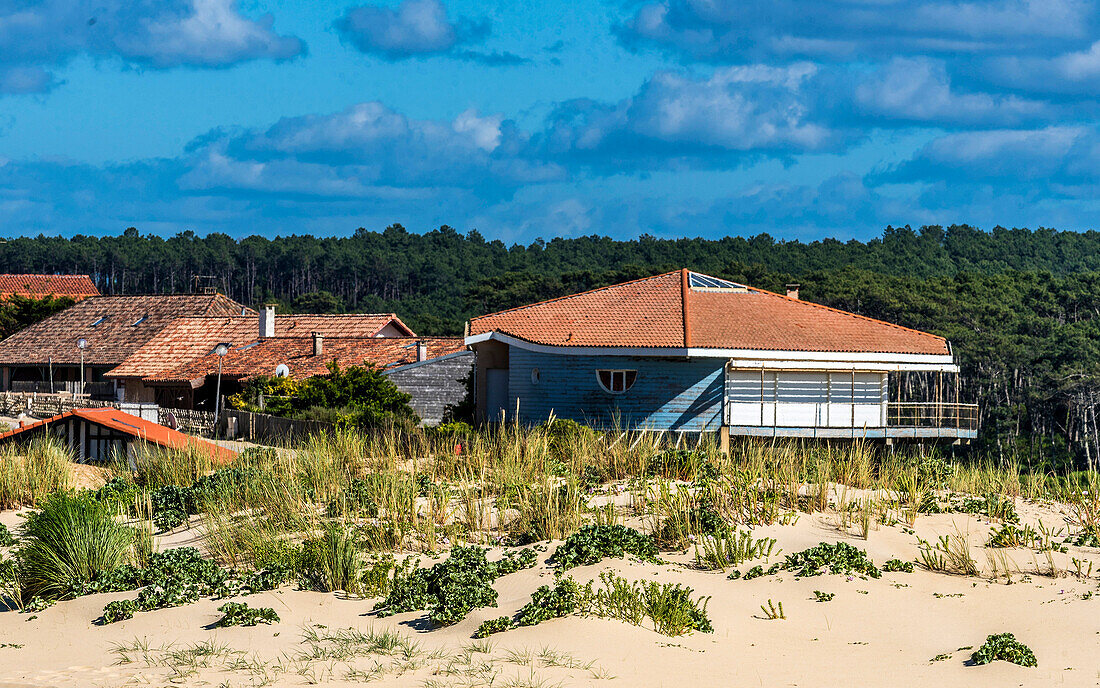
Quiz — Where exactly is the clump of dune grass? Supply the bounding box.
[299,524,366,595]
[0,437,72,508]
[120,442,220,489]
[578,570,713,636]
[16,491,136,602]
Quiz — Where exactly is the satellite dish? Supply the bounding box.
[164,411,178,430]
[274,364,290,378]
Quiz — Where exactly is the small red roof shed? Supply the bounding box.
[0,407,236,462]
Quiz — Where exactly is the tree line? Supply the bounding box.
[6,223,1100,468]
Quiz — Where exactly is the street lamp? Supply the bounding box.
[76,338,87,397]
[212,343,230,422]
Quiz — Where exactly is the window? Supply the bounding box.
[597,369,637,394]
[90,315,108,327]
[687,272,747,292]
[131,315,147,326]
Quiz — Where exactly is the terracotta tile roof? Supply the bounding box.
[0,274,99,300]
[470,272,687,348]
[259,314,415,338]
[0,294,253,366]
[148,336,466,386]
[107,313,418,379]
[0,407,236,462]
[469,269,949,356]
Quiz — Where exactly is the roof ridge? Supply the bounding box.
[681,269,691,348]
[277,312,397,318]
[469,270,680,323]
[744,287,947,343]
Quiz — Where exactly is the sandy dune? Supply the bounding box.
[1,496,1097,688]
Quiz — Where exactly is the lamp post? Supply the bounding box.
[76,338,87,397]
[213,343,230,423]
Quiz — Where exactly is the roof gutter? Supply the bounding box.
[464,331,956,368]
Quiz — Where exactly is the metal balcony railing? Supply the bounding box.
[887,402,978,430]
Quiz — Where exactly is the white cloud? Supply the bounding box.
[0,0,303,93]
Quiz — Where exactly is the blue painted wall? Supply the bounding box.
[506,348,724,432]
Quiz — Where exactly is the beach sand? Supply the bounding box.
[1,496,1097,688]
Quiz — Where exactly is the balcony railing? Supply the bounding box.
[887,402,978,431]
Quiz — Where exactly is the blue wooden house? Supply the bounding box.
[465,270,976,442]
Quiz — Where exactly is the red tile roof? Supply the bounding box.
[0,274,99,300]
[107,313,418,380]
[0,294,254,366]
[468,269,949,355]
[0,407,236,462]
[147,336,466,386]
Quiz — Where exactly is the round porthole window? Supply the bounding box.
[531,368,541,384]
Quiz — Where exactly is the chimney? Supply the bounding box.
[416,340,428,362]
[786,283,800,300]
[311,331,323,357]
[259,304,276,338]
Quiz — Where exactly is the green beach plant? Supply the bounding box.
[16,491,135,602]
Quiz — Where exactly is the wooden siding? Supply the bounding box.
[386,351,474,426]
[507,349,723,431]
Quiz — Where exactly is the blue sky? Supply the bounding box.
[1,0,1099,242]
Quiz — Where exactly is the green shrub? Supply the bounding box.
[882,559,914,573]
[91,478,139,511]
[782,542,881,579]
[150,485,190,531]
[473,616,514,638]
[551,525,658,569]
[950,493,1019,523]
[493,548,538,576]
[517,577,581,626]
[916,457,955,491]
[148,467,258,531]
[813,590,835,602]
[215,601,280,627]
[94,548,293,623]
[102,598,137,623]
[17,492,136,602]
[970,633,1037,667]
[0,523,15,547]
[375,546,537,627]
[1067,528,1100,547]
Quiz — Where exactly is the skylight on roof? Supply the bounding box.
[131,315,147,326]
[688,272,747,292]
[90,315,108,327]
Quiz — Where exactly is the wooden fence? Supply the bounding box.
[223,410,332,444]
[159,407,217,437]
[0,392,323,444]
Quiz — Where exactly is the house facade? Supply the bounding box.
[0,293,252,398]
[105,305,471,423]
[105,306,417,407]
[466,270,976,442]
